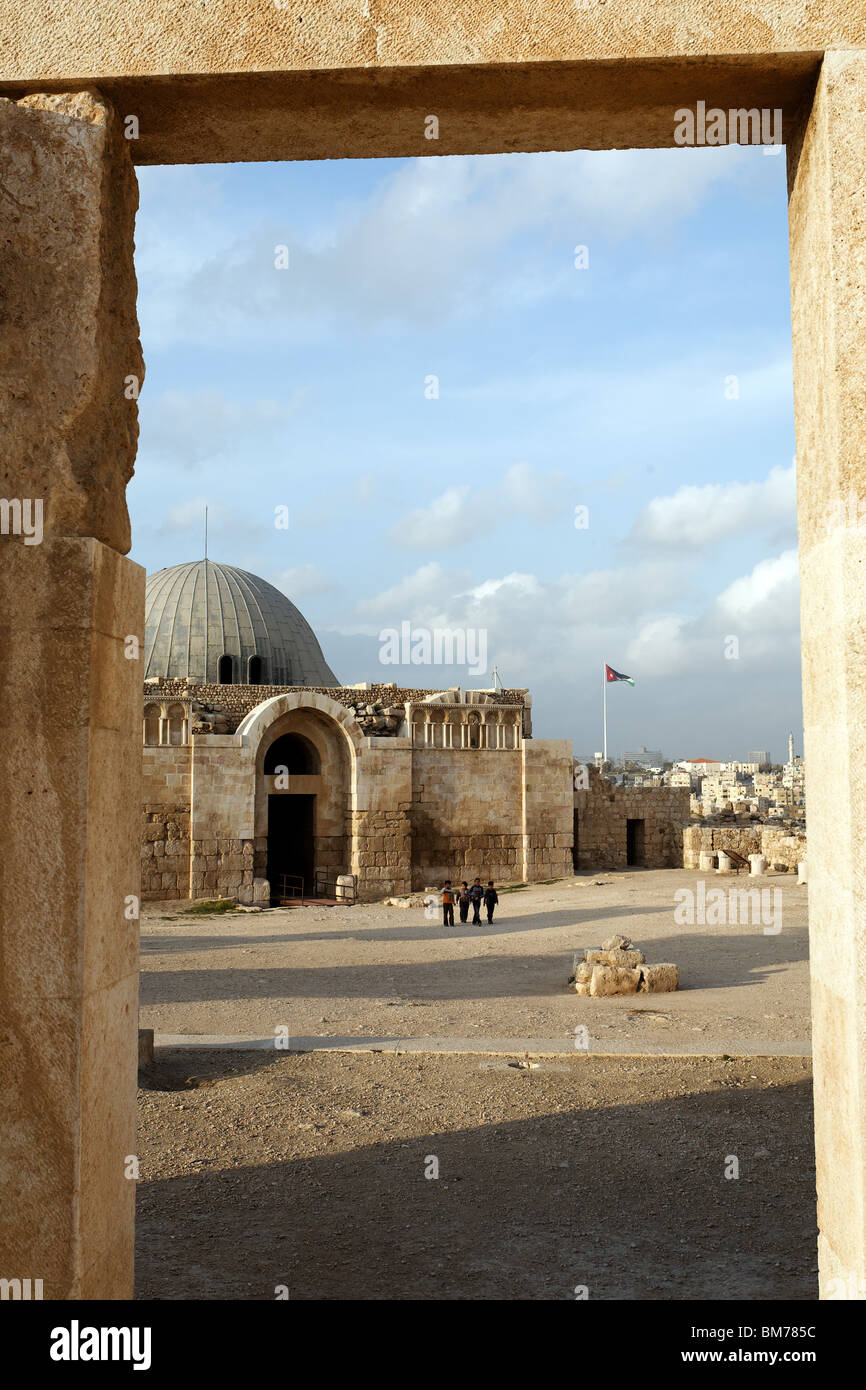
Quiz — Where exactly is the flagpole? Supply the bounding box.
[603,663,607,763]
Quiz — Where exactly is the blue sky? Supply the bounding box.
[129,145,800,762]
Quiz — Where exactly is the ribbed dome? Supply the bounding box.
[144,560,338,686]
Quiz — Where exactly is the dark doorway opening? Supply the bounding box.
[626,818,645,866]
[267,794,315,903]
[218,653,233,683]
[572,810,579,871]
[264,732,320,775]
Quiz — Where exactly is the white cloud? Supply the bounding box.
[271,564,337,600]
[354,562,472,626]
[391,463,568,550]
[396,485,474,548]
[713,548,800,628]
[139,389,308,467]
[138,147,753,346]
[631,463,796,547]
[625,549,800,678]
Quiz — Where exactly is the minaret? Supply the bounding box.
[788,731,795,764]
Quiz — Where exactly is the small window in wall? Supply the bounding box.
[264,732,321,776]
[218,654,233,684]
[144,705,160,746]
[248,655,263,685]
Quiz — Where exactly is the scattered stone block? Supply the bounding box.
[602,934,634,951]
[606,947,646,967]
[639,963,679,993]
[590,965,641,996]
[576,961,594,984]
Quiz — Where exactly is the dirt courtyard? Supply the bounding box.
[140,869,810,1052]
[136,869,815,1300]
[135,1050,817,1301]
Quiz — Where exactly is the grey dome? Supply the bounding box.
[144,560,338,686]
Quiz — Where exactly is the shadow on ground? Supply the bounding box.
[135,1051,817,1301]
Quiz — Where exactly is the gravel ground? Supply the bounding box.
[135,1050,817,1301]
[140,869,810,1051]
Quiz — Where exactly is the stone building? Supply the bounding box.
[573,766,690,870]
[142,559,574,903]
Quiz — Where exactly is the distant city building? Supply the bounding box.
[676,758,722,775]
[747,749,771,766]
[623,746,664,769]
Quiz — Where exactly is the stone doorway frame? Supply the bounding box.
[2,14,865,1300]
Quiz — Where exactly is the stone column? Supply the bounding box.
[0,92,144,1298]
[788,50,866,1300]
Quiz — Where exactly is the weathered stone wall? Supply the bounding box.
[761,829,807,871]
[189,737,255,898]
[410,746,526,888]
[141,746,191,899]
[682,824,762,869]
[522,740,574,880]
[349,808,412,901]
[574,769,689,869]
[682,824,807,870]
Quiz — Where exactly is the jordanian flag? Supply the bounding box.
[605,664,635,685]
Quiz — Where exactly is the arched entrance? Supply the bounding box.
[237,692,361,904]
[263,732,321,899]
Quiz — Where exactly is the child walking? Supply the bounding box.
[484,880,499,924]
[441,880,455,927]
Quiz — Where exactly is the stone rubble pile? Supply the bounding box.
[344,702,405,735]
[570,933,679,996]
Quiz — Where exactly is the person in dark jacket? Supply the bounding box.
[484,880,499,924]
[441,880,455,927]
[457,882,470,924]
[469,877,484,924]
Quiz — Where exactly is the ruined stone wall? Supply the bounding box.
[141,745,191,899]
[409,747,526,888]
[575,769,689,869]
[760,828,807,870]
[682,824,807,870]
[682,824,762,869]
[144,679,526,734]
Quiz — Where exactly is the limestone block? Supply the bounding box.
[590,965,641,996]
[639,964,679,993]
[606,947,646,967]
[576,962,593,984]
[602,934,633,951]
[0,92,143,553]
